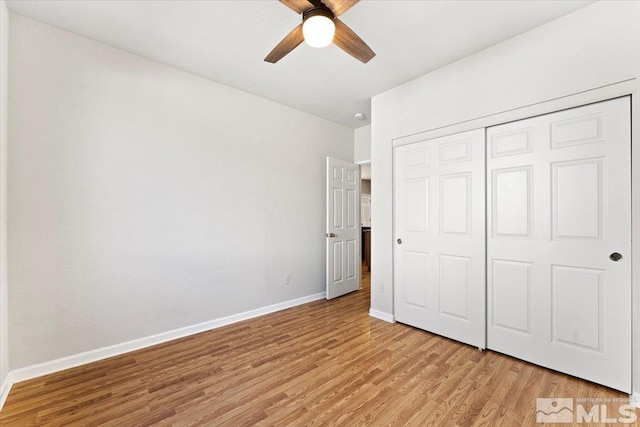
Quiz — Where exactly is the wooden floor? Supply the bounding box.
[0,266,632,426]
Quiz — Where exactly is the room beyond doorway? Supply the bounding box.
[360,163,371,281]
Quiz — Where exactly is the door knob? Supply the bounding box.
[326,232,336,238]
[397,238,402,244]
[609,252,623,262]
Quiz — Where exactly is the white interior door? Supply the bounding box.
[394,129,486,348]
[326,157,360,299]
[487,97,631,393]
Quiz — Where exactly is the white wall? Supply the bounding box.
[0,0,9,392]
[354,125,371,163]
[361,179,371,195]
[8,14,353,369]
[371,0,640,392]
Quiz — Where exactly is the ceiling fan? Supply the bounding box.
[264,0,375,64]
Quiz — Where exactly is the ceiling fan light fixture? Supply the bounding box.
[264,0,375,64]
[302,8,335,48]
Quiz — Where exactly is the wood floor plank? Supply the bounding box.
[0,265,633,426]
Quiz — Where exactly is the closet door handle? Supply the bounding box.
[609,252,623,262]
[397,238,402,245]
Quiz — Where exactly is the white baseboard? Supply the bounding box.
[630,392,640,407]
[369,308,395,323]
[0,372,13,410]
[7,291,326,389]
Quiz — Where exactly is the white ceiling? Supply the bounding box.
[6,0,594,129]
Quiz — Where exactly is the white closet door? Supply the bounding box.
[394,129,485,348]
[487,97,631,393]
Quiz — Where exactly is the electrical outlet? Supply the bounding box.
[378,282,384,293]
[284,274,291,285]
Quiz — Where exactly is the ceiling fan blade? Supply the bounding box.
[333,18,375,64]
[279,0,313,14]
[264,24,305,63]
[322,0,359,17]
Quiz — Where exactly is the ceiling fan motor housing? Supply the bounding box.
[303,6,334,23]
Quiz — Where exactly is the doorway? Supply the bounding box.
[360,164,371,285]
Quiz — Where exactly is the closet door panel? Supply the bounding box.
[394,129,485,348]
[487,97,631,393]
